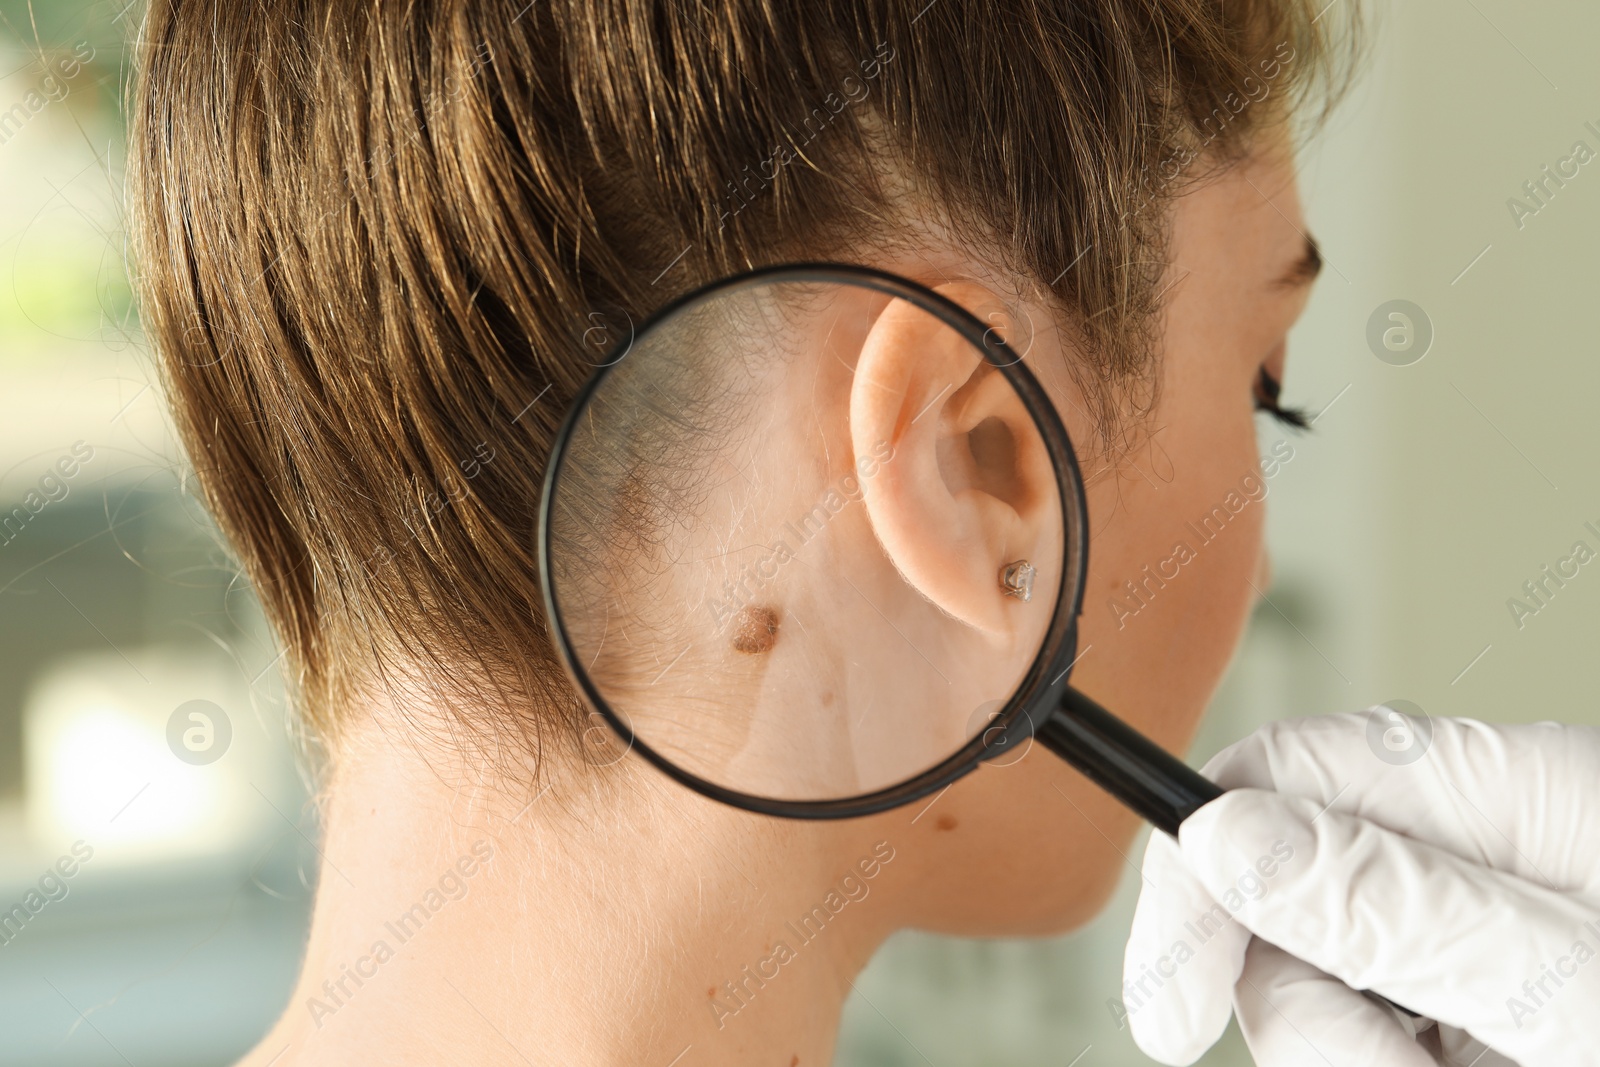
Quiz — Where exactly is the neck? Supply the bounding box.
[243,713,903,1067]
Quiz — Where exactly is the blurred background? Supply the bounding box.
[0,0,1595,1063]
[0,2,322,1063]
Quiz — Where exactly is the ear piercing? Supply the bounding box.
[999,560,1036,602]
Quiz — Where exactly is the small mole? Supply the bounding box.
[935,815,958,832]
[708,985,716,998]
[791,1057,800,1067]
[731,605,780,654]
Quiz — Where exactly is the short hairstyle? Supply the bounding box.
[126,0,1357,765]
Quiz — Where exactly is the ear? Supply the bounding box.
[849,282,1055,637]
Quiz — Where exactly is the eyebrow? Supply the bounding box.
[1275,234,1324,289]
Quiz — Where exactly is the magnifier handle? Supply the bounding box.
[1042,687,1422,1021]
[1041,687,1222,837]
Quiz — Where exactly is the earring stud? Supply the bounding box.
[999,560,1036,602]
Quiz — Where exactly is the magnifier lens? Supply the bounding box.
[545,274,1075,803]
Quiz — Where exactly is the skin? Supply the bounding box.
[239,136,1318,1067]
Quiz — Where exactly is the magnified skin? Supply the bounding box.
[732,606,781,654]
[545,274,1071,803]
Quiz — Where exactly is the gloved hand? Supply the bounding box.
[1120,711,1600,1066]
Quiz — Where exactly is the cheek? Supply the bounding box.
[1069,393,1264,754]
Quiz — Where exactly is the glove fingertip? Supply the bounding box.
[1123,924,1242,1067]
[1177,789,1319,899]
[1128,1000,1229,1066]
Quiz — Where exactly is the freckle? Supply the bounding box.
[708,986,716,997]
[732,605,780,654]
[791,1057,800,1067]
[935,815,958,832]
[821,691,835,707]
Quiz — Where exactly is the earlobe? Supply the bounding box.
[849,283,1053,637]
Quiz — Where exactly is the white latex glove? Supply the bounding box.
[1120,712,1600,1067]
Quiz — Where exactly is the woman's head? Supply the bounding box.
[128,0,1351,932]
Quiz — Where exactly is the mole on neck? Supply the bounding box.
[731,605,780,653]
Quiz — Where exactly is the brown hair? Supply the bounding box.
[126,0,1357,767]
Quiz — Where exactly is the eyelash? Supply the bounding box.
[1254,366,1310,430]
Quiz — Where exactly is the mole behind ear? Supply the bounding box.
[731,605,780,653]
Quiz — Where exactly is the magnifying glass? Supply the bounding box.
[537,263,1219,834]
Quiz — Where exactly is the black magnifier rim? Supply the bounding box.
[538,262,1090,819]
